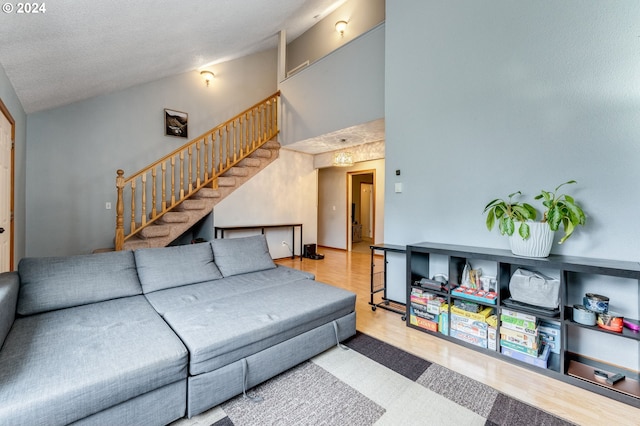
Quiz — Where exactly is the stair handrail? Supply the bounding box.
[115,91,280,250]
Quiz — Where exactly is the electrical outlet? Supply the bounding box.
[105,202,112,210]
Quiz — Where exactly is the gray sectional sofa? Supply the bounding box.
[0,235,356,425]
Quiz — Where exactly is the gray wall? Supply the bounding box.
[0,65,26,268]
[286,0,385,74]
[318,159,384,250]
[385,1,640,262]
[26,49,278,256]
[385,1,639,369]
[280,24,385,146]
[214,149,318,260]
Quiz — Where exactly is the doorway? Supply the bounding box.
[0,98,14,272]
[348,170,375,253]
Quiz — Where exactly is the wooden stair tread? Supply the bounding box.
[159,212,190,223]
[217,176,236,187]
[239,158,261,167]
[177,199,207,211]
[194,188,221,199]
[139,225,171,238]
[250,148,272,159]
[223,166,250,177]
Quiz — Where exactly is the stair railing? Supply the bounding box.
[115,91,280,250]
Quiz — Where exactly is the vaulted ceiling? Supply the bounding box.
[0,0,347,113]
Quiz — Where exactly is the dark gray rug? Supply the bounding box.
[207,332,573,426]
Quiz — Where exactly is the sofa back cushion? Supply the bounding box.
[210,234,276,277]
[135,243,223,294]
[17,251,142,316]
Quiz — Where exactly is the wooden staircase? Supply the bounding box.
[115,92,280,251]
[121,140,280,250]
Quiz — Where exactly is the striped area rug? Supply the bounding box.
[177,332,574,426]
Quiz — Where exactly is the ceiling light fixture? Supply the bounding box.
[335,20,348,37]
[333,151,354,167]
[200,70,215,87]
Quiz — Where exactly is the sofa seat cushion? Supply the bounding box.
[0,296,188,426]
[17,250,142,315]
[145,265,315,316]
[161,279,356,376]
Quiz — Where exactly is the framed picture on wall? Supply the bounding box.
[164,108,188,138]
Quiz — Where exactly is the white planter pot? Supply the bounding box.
[509,221,555,258]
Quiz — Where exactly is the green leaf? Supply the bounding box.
[483,199,501,212]
[566,202,585,225]
[522,203,537,220]
[518,222,530,239]
[503,217,515,236]
[556,180,576,192]
[507,191,522,199]
[486,212,495,231]
[559,220,575,244]
[547,207,562,231]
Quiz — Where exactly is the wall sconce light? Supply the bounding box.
[333,151,354,167]
[335,20,348,37]
[200,70,215,87]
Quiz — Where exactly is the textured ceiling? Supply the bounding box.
[0,0,347,113]
[283,118,385,154]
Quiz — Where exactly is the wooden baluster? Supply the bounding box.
[259,105,264,143]
[252,108,257,149]
[274,95,279,135]
[199,138,205,185]
[268,101,272,139]
[265,100,271,138]
[204,134,210,182]
[115,170,125,251]
[170,157,176,205]
[271,97,276,137]
[188,146,193,194]
[151,168,157,217]
[246,112,251,151]
[244,114,249,154]
[239,116,244,157]
[210,132,216,178]
[244,112,253,153]
[141,173,147,225]
[161,162,167,211]
[179,152,185,199]
[218,128,224,173]
[130,179,136,233]
[226,125,231,168]
[233,120,238,162]
[263,104,267,142]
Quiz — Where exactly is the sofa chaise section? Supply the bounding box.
[0,251,189,426]
[135,236,357,417]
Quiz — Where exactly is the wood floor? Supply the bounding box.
[276,247,639,426]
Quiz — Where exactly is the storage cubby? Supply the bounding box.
[406,242,640,407]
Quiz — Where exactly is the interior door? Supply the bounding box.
[360,183,373,239]
[0,110,11,272]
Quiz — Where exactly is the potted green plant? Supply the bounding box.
[483,191,537,238]
[535,180,586,244]
[483,180,586,257]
